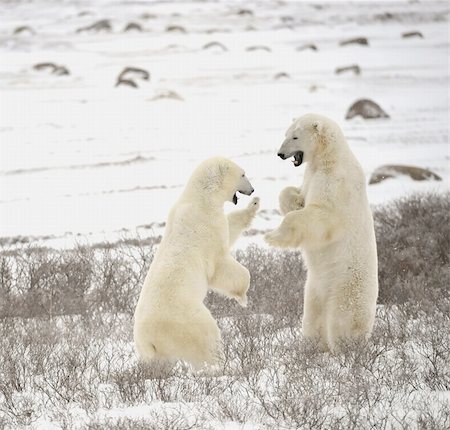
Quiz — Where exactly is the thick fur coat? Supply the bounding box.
[134,157,259,366]
[266,114,378,350]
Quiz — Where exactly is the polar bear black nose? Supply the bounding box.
[278,153,286,159]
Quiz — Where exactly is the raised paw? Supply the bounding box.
[264,228,289,248]
[247,196,260,213]
[264,215,299,248]
[279,186,304,215]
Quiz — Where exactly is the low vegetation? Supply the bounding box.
[0,193,449,429]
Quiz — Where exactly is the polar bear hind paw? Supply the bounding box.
[236,292,248,307]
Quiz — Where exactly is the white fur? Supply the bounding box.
[266,114,378,351]
[134,157,259,367]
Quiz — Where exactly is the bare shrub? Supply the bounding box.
[374,192,450,305]
[0,241,154,319]
[88,407,202,430]
[0,192,449,429]
[415,396,450,430]
[111,363,151,404]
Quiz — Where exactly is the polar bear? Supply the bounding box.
[265,114,378,351]
[134,157,259,367]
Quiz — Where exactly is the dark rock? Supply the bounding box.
[165,44,188,52]
[246,45,271,52]
[369,165,442,184]
[280,16,294,23]
[77,19,112,33]
[151,90,183,101]
[205,28,228,34]
[274,72,290,80]
[53,66,70,76]
[335,64,361,75]
[33,63,70,76]
[374,12,395,21]
[340,37,369,47]
[296,44,318,52]
[202,41,227,51]
[34,62,57,72]
[237,9,253,16]
[115,79,138,88]
[139,13,157,20]
[402,31,424,39]
[118,67,150,81]
[124,22,142,32]
[166,25,186,33]
[346,99,389,120]
[13,26,35,35]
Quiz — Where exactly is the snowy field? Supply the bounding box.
[0,0,448,248]
[0,193,449,429]
[0,1,449,429]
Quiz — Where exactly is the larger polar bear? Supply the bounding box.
[265,114,378,351]
[134,157,259,367]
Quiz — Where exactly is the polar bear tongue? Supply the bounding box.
[292,151,304,167]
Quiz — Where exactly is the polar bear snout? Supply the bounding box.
[238,187,254,196]
[237,174,254,196]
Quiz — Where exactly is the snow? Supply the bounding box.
[1,4,448,428]
[0,0,448,249]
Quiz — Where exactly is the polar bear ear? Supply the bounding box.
[312,119,322,133]
[217,162,231,180]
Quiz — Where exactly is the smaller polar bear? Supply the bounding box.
[265,114,378,351]
[134,157,259,367]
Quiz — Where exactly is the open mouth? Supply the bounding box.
[233,187,254,205]
[292,151,304,167]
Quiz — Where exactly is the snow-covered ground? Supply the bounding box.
[0,0,448,248]
[0,4,449,427]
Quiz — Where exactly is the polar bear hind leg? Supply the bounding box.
[302,280,328,350]
[325,286,374,352]
[136,308,222,367]
[182,311,223,367]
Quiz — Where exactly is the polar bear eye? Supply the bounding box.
[241,174,245,177]
[293,137,298,140]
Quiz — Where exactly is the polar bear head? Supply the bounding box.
[277,113,340,167]
[186,157,254,205]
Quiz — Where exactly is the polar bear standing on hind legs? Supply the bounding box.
[265,114,378,351]
[134,157,259,367]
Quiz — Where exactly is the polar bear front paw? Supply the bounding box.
[247,196,260,213]
[265,215,299,248]
[265,229,289,248]
[279,187,304,215]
